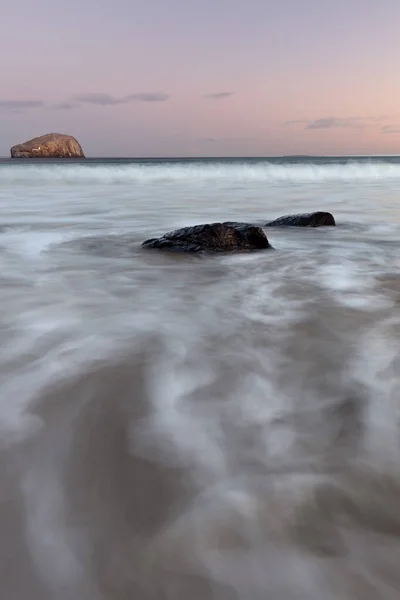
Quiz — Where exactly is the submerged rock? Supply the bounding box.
[10,133,85,158]
[142,222,271,253]
[265,211,335,228]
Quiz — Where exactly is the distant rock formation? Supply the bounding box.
[10,133,85,158]
[265,212,335,227]
[142,222,272,253]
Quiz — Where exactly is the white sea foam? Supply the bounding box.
[2,160,400,185]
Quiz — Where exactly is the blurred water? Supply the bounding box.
[0,158,400,599]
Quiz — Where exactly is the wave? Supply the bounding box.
[3,160,400,185]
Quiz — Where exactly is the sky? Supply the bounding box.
[1,0,400,157]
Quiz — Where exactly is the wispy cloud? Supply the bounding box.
[51,102,78,110]
[73,92,169,105]
[0,94,170,114]
[307,117,367,130]
[283,119,310,126]
[0,100,44,110]
[73,93,124,106]
[381,125,400,134]
[199,136,258,143]
[373,115,391,122]
[284,116,393,130]
[125,92,169,102]
[204,92,234,99]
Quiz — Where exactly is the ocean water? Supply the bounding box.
[0,156,400,599]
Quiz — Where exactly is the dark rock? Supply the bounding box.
[10,133,85,158]
[142,222,271,253]
[265,211,335,228]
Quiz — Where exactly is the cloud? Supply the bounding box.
[73,93,124,106]
[73,92,169,105]
[204,92,234,99]
[381,125,400,134]
[51,102,78,110]
[199,136,258,143]
[0,100,43,110]
[282,119,311,126]
[307,117,368,130]
[125,92,169,102]
[285,115,400,131]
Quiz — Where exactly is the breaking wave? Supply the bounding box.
[2,159,400,185]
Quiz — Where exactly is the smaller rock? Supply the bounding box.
[265,212,335,228]
[142,222,271,253]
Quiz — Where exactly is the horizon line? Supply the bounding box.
[1,153,400,160]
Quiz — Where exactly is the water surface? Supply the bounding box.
[0,157,400,599]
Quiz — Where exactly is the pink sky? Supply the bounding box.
[1,0,400,157]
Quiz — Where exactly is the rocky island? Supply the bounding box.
[10,133,85,159]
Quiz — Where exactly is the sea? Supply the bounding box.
[0,156,400,599]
